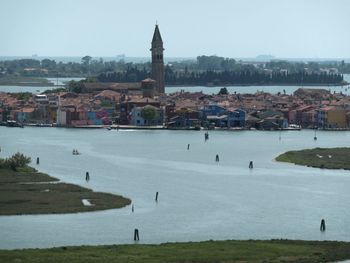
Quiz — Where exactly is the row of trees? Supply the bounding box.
[1,56,350,78]
[166,69,344,85]
[0,58,151,77]
[97,65,344,85]
[98,67,149,83]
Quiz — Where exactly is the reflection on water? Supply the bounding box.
[0,127,350,249]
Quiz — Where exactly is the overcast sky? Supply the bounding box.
[1,0,349,58]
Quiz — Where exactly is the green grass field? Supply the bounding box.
[0,167,131,215]
[1,240,350,263]
[275,147,350,170]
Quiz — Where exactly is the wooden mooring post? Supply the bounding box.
[134,229,139,241]
[320,219,326,232]
[249,161,253,169]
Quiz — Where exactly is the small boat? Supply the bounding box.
[6,120,24,128]
[284,124,301,130]
[72,149,80,155]
[36,123,53,127]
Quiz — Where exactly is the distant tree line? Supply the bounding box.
[0,55,349,82]
[97,67,149,83]
[98,65,344,85]
[0,58,151,78]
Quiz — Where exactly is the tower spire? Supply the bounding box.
[150,24,165,94]
[152,24,163,45]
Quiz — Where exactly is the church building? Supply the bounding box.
[83,25,165,96]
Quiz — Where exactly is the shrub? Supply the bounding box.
[0,152,31,171]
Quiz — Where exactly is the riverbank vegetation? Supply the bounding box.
[0,76,53,86]
[0,153,131,215]
[1,240,350,262]
[275,147,350,170]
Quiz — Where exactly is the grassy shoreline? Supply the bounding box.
[275,147,350,170]
[0,166,131,215]
[0,76,54,86]
[1,239,350,262]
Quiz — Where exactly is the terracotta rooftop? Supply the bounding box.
[142,78,156,83]
[95,90,121,100]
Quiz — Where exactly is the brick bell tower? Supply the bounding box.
[150,24,165,94]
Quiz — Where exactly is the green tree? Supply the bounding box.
[141,106,158,124]
[68,80,84,93]
[1,152,31,171]
[81,56,92,65]
[41,59,57,69]
[218,87,229,95]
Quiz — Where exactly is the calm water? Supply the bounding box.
[167,83,350,95]
[0,127,350,249]
[0,77,84,94]
[46,77,85,86]
[0,75,349,95]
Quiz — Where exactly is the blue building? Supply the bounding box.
[201,105,245,127]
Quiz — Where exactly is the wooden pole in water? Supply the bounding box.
[36,157,39,165]
[320,219,326,232]
[134,229,139,241]
[249,161,253,169]
[155,192,158,202]
[187,144,190,150]
[314,129,317,141]
[132,204,134,213]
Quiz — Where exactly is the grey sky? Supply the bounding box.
[1,0,349,58]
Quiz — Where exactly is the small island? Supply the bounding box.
[275,147,350,170]
[0,153,131,215]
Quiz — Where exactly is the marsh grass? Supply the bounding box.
[276,147,350,170]
[0,167,131,215]
[1,240,350,263]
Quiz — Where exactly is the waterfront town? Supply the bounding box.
[3,1,350,262]
[1,25,350,130]
[1,83,350,130]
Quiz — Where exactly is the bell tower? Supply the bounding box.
[150,24,165,94]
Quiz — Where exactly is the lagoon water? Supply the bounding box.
[0,127,350,249]
[0,77,84,94]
